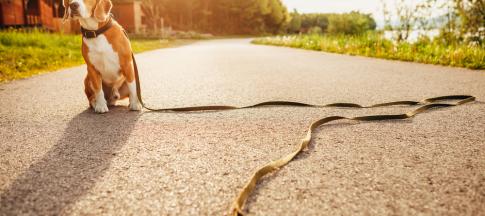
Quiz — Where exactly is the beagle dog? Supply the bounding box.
[63,0,141,113]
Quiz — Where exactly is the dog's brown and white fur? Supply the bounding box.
[63,0,141,113]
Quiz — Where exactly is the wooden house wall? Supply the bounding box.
[39,0,54,29]
[112,2,136,32]
[0,0,25,26]
[1,0,141,34]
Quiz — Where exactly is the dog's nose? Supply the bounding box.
[69,2,79,10]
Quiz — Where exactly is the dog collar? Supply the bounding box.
[81,18,113,39]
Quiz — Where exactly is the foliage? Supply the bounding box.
[381,0,421,41]
[308,26,323,35]
[288,11,376,35]
[0,29,83,82]
[452,0,485,43]
[142,0,290,35]
[253,33,485,69]
[326,12,377,35]
[382,0,484,44]
[288,9,302,33]
[0,29,182,82]
[139,0,163,32]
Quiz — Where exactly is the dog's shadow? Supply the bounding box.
[0,107,139,215]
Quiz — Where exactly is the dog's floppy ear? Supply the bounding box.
[62,0,70,23]
[94,0,113,22]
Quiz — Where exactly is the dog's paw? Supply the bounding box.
[129,102,142,111]
[108,99,117,107]
[93,100,109,113]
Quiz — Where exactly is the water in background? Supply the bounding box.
[384,29,440,43]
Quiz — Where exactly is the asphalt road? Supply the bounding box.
[1,39,484,216]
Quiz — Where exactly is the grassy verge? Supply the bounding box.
[0,30,188,82]
[253,33,485,70]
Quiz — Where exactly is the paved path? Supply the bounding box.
[1,39,484,215]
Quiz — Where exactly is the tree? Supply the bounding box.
[296,12,375,35]
[147,0,289,35]
[140,0,163,32]
[454,0,485,42]
[381,0,483,44]
[288,10,302,33]
[381,0,416,42]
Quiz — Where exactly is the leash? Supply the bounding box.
[132,53,474,112]
[77,18,477,215]
[131,52,475,215]
[229,95,475,215]
[126,34,476,215]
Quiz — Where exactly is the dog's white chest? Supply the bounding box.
[84,35,121,83]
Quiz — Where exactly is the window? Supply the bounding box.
[52,0,64,18]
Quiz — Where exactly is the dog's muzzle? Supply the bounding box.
[69,2,80,17]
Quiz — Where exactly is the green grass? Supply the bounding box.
[253,33,485,70]
[0,29,186,82]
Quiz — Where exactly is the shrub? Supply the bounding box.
[253,32,485,69]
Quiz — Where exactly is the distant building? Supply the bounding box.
[0,0,145,33]
[0,0,68,31]
[111,0,144,34]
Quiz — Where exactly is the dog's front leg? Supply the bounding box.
[127,81,142,111]
[87,65,109,113]
[122,60,142,111]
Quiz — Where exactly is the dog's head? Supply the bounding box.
[63,0,112,22]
